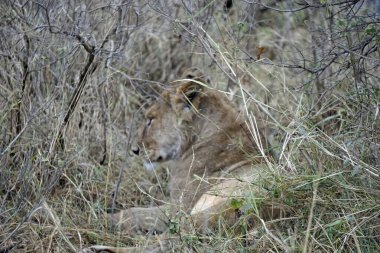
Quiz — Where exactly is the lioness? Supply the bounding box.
[83,70,274,252]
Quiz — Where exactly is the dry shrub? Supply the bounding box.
[0,1,379,252]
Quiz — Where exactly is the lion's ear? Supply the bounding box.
[180,70,209,106]
[172,81,204,121]
[184,70,210,86]
[181,83,203,107]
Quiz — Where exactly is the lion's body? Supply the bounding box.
[83,71,275,253]
[161,87,262,211]
[108,71,267,234]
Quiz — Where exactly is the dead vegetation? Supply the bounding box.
[0,0,379,252]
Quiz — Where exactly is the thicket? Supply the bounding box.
[0,0,379,252]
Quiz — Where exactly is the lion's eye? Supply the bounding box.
[146,118,154,127]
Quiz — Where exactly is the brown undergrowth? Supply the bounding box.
[1,1,379,252]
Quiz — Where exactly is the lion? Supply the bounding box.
[82,70,279,253]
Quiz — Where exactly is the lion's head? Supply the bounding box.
[131,70,209,170]
[131,69,261,171]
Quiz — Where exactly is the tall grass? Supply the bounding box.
[0,1,379,252]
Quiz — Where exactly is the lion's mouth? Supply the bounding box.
[142,152,168,171]
[143,150,178,171]
[140,140,181,171]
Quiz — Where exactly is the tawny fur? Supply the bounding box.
[82,72,274,252]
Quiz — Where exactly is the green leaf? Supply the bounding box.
[230,198,244,209]
[57,159,65,167]
[365,24,377,36]
[169,220,179,234]
[337,19,346,28]
[273,187,281,198]
[237,21,248,33]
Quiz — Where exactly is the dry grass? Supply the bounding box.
[1,1,379,252]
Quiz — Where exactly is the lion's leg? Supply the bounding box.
[79,209,172,253]
[79,244,163,253]
[78,245,142,253]
[108,205,171,234]
[79,233,174,253]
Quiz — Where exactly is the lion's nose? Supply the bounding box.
[131,146,140,155]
